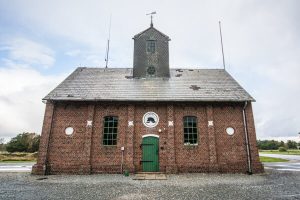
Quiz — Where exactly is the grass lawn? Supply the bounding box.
[259,156,289,162]
[0,152,37,162]
[259,149,300,155]
[0,160,36,163]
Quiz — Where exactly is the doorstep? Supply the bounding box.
[133,172,167,180]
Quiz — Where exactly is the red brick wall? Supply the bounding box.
[174,105,210,172]
[33,101,263,175]
[214,105,249,172]
[245,103,263,173]
[32,102,54,174]
[133,104,168,172]
[90,104,127,173]
[47,103,89,174]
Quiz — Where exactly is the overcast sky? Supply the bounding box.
[0,0,299,141]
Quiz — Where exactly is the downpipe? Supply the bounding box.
[243,101,253,175]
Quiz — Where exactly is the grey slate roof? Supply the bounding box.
[44,67,255,102]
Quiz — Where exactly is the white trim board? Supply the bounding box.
[142,134,159,138]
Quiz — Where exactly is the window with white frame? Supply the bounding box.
[183,116,198,145]
[103,116,118,145]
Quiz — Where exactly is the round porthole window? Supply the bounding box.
[65,127,74,136]
[226,127,235,136]
[143,112,159,128]
[147,66,156,76]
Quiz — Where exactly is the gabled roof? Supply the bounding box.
[133,26,170,40]
[44,67,255,102]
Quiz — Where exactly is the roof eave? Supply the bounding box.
[42,98,255,103]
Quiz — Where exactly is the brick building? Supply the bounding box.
[32,23,263,175]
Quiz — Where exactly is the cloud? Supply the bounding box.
[0,63,66,138]
[1,38,55,68]
[64,49,104,66]
[65,49,81,57]
[0,37,59,139]
[0,0,299,141]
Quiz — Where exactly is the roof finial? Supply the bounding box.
[146,11,156,27]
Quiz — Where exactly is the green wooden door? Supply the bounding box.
[142,136,159,172]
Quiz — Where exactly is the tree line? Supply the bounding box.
[257,140,300,150]
[0,133,40,153]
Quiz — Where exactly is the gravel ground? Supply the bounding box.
[0,169,299,200]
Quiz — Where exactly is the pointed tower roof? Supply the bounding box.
[133,26,170,40]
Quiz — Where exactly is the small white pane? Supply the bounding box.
[226,127,235,136]
[65,127,74,135]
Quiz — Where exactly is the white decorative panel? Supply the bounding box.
[128,121,134,127]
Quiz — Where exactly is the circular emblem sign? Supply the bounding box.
[143,112,159,128]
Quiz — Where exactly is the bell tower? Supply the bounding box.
[132,21,170,78]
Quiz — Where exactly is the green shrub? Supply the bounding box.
[6,133,40,153]
[278,147,287,152]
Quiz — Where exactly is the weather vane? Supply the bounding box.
[146,11,156,27]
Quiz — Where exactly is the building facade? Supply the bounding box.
[32,24,263,175]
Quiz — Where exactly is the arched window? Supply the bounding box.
[183,116,198,145]
[103,116,118,145]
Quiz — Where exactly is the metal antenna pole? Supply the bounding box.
[219,21,226,70]
[105,14,112,68]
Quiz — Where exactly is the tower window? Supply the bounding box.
[147,66,156,76]
[147,41,156,53]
